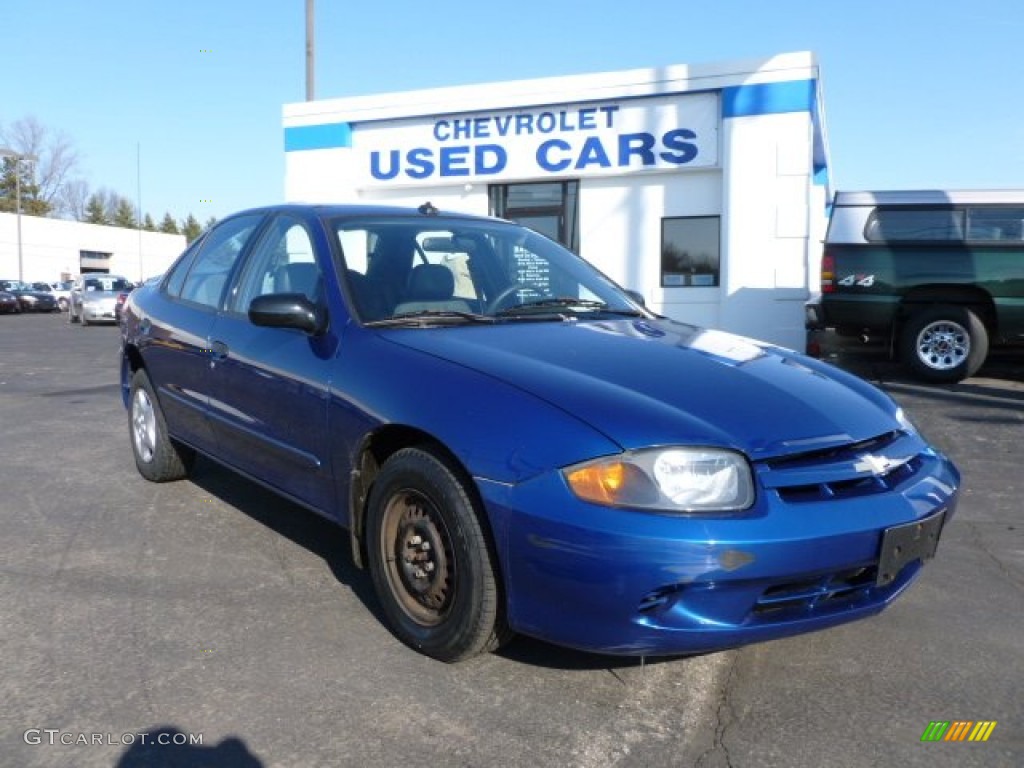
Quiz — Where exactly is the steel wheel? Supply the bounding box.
[379,488,454,626]
[366,447,509,661]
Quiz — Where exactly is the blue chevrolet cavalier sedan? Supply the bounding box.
[120,204,959,662]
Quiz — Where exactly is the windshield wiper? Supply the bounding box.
[495,297,645,317]
[366,309,497,327]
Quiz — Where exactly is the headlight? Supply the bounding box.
[564,448,754,512]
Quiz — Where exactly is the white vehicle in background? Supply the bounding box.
[68,274,133,326]
[49,280,74,312]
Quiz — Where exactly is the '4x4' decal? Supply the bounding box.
[838,274,876,287]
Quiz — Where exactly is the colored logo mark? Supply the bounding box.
[921,721,997,742]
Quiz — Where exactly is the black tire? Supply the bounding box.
[900,304,988,383]
[129,369,195,482]
[366,447,509,662]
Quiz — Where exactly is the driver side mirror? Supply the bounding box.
[248,293,326,335]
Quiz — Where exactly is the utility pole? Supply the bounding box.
[306,0,315,101]
[0,148,36,283]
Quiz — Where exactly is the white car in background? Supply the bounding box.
[49,280,74,312]
[68,274,133,326]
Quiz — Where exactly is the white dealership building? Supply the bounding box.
[283,51,831,349]
[0,212,186,285]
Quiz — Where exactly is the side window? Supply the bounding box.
[164,239,204,298]
[178,215,263,308]
[227,215,321,314]
[865,209,964,241]
[966,207,1024,241]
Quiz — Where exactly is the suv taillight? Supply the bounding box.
[821,252,835,293]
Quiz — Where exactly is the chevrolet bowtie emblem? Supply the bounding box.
[853,454,893,475]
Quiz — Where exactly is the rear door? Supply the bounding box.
[142,214,264,453]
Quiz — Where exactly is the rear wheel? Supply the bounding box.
[129,369,195,482]
[366,447,509,662]
[900,304,988,383]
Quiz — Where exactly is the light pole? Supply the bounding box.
[0,148,37,283]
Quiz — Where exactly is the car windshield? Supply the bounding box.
[331,216,644,325]
[1,280,29,291]
[84,277,131,292]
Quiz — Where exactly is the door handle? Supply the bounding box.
[210,340,229,361]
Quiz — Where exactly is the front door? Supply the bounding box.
[206,213,338,513]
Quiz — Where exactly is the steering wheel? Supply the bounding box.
[485,283,548,313]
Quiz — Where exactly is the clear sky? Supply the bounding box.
[4,0,1022,223]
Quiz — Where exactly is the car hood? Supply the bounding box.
[380,317,901,460]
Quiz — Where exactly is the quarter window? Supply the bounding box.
[661,216,720,287]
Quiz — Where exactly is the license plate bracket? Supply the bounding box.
[876,510,946,587]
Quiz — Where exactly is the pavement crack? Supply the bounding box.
[694,651,738,768]
[963,519,1024,594]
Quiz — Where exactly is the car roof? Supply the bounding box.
[225,202,507,224]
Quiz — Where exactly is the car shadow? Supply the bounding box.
[185,457,383,623]
[184,458,704,670]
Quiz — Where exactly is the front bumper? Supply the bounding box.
[82,302,118,322]
[479,447,959,656]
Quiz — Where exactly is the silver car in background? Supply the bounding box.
[69,274,133,326]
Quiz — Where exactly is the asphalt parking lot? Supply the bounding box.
[1,313,1021,768]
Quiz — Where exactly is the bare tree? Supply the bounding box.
[0,116,83,216]
[57,178,91,221]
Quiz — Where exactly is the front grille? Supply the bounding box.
[757,430,927,504]
[775,455,923,503]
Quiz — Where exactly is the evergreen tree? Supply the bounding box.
[159,212,179,234]
[113,197,138,228]
[143,213,156,231]
[84,194,109,225]
[204,215,217,232]
[181,213,202,243]
[0,158,50,216]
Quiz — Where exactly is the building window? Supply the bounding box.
[489,181,579,252]
[79,250,112,274]
[661,216,720,287]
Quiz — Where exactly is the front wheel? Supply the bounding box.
[366,447,509,662]
[899,304,988,383]
[129,369,195,482]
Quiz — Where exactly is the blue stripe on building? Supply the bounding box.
[284,123,353,152]
[721,80,816,118]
